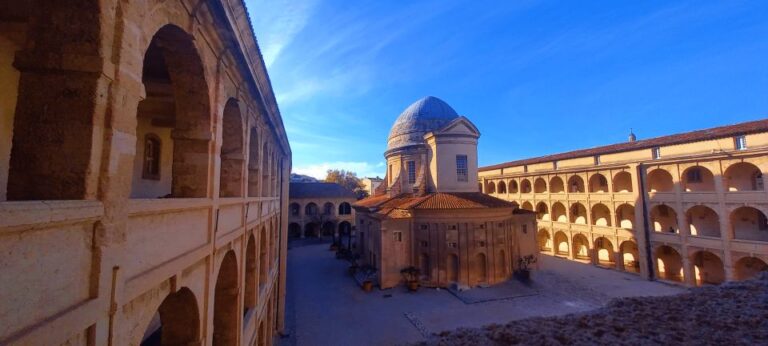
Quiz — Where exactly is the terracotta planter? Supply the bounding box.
[330,244,338,251]
[514,270,531,281]
[362,280,373,292]
[407,281,420,292]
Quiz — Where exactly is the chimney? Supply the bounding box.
[628,129,636,142]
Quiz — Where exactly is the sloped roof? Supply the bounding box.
[480,119,768,172]
[289,183,356,199]
[353,192,515,217]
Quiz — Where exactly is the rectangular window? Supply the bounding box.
[478,241,486,247]
[652,147,661,160]
[524,165,528,173]
[407,161,416,184]
[735,135,747,150]
[420,241,429,247]
[388,164,393,184]
[553,161,558,170]
[448,242,458,248]
[393,231,402,242]
[456,155,468,182]
[594,155,600,165]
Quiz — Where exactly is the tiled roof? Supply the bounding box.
[480,119,768,172]
[353,192,515,213]
[289,183,356,199]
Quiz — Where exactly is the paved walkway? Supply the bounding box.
[280,245,684,346]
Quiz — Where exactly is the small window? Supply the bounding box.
[420,241,429,247]
[143,134,161,180]
[687,168,702,183]
[735,135,747,150]
[479,223,485,229]
[652,147,661,160]
[594,155,600,165]
[521,224,528,234]
[393,231,402,242]
[407,161,416,184]
[524,165,528,173]
[456,155,468,182]
[478,241,486,247]
[388,164,393,184]
[420,224,428,230]
[448,242,458,248]
[553,161,558,170]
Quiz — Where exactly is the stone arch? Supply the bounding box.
[724,162,764,191]
[338,221,352,236]
[338,202,352,215]
[219,98,245,197]
[651,204,679,233]
[620,241,639,273]
[475,253,487,284]
[655,245,683,282]
[534,178,547,193]
[304,202,318,216]
[570,202,587,224]
[588,173,608,193]
[509,180,519,193]
[521,201,533,211]
[259,227,268,288]
[289,202,300,217]
[550,176,565,193]
[686,205,720,237]
[537,228,552,251]
[691,251,725,286]
[261,142,270,197]
[244,234,257,310]
[497,249,507,278]
[498,181,507,194]
[554,231,569,256]
[612,171,633,193]
[321,221,335,237]
[520,179,532,193]
[567,175,585,193]
[536,202,550,221]
[551,202,567,222]
[682,166,715,192]
[734,256,768,280]
[447,254,459,283]
[730,206,768,241]
[288,223,301,239]
[304,222,318,238]
[647,168,674,192]
[486,181,496,194]
[140,287,201,345]
[131,24,212,199]
[615,204,635,229]
[247,128,260,197]
[591,203,612,226]
[323,202,335,216]
[594,237,614,266]
[572,233,590,260]
[213,251,238,345]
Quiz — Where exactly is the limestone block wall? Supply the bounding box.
[0,1,292,345]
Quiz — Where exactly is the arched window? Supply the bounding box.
[143,134,161,180]
[323,202,334,215]
[339,202,352,215]
[289,203,300,216]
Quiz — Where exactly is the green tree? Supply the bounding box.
[325,169,369,199]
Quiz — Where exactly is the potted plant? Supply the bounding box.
[400,266,421,292]
[514,255,537,282]
[330,241,341,251]
[360,264,377,292]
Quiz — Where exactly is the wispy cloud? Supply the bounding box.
[293,161,385,180]
[246,0,318,68]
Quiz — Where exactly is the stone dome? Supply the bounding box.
[387,96,459,152]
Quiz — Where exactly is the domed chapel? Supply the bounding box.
[353,97,538,289]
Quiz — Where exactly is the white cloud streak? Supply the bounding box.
[246,0,318,68]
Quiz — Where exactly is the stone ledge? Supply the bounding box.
[0,200,104,230]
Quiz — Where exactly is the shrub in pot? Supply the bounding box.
[514,255,537,282]
[400,266,421,292]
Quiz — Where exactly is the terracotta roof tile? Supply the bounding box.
[354,192,515,212]
[480,119,768,172]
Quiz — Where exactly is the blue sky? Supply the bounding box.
[246,0,768,179]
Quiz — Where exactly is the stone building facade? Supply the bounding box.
[354,97,537,290]
[288,182,356,240]
[480,120,768,286]
[0,1,290,345]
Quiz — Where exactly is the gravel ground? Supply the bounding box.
[417,273,768,346]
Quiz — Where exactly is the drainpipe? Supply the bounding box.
[637,163,655,280]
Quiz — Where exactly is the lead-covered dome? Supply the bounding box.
[387,96,459,152]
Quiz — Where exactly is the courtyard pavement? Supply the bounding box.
[280,244,684,346]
